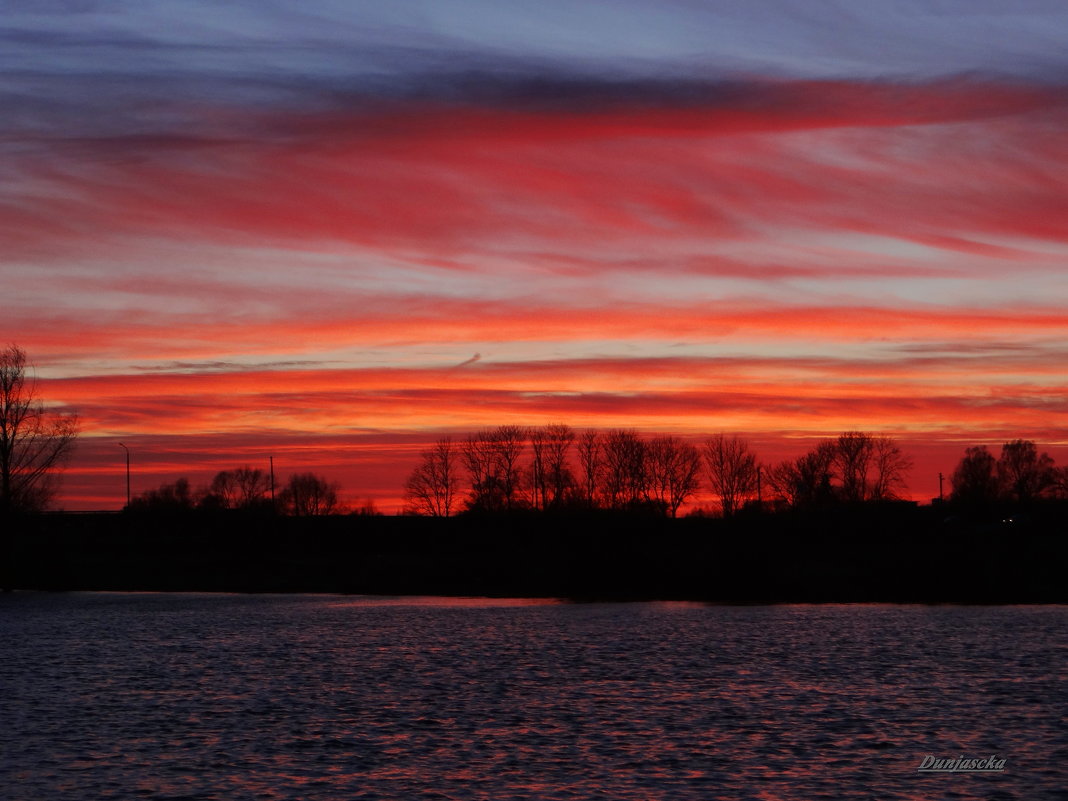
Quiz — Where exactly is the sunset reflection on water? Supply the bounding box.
[3,594,1064,800]
[325,595,566,608]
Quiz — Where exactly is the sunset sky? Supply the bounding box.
[5,0,1068,510]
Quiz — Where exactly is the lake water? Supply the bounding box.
[2,594,1065,800]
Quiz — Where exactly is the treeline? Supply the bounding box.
[949,440,1068,509]
[123,433,1068,520]
[127,467,357,516]
[403,427,915,517]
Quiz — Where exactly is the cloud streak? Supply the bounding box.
[5,2,1068,509]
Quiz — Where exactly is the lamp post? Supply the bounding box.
[118,442,130,508]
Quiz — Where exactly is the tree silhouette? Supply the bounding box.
[601,429,647,510]
[996,440,1055,504]
[0,345,78,514]
[576,429,603,508]
[207,466,271,510]
[461,426,526,512]
[405,436,461,517]
[279,472,340,516]
[529,423,575,510]
[766,433,910,508]
[825,431,911,503]
[867,434,913,501]
[766,441,837,509]
[950,445,999,507]
[128,478,195,513]
[833,431,875,503]
[401,425,924,516]
[1050,465,1068,500]
[646,435,702,517]
[704,434,758,517]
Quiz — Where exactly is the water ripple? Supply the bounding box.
[2,595,1065,800]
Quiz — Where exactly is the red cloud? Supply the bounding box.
[13,297,1068,366]
[4,79,1067,262]
[10,77,1068,510]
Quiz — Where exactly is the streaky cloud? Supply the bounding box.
[129,360,333,373]
[8,1,1068,512]
[452,353,482,369]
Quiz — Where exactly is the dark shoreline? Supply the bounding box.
[4,505,1067,603]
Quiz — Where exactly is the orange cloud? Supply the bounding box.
[10,77,1068,510]
[11,294,1068,370]
[45,350,1067,450]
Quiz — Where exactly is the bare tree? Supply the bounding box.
[208,465,270,509]
[529,423,575,510]
[495,426,527,509]
[766,433,910,509]
[765,441,836,509]
[355,498,382,516]
[833,431,875,503]
[462,425,527,511]
[950,445,999,507]
[529,427,548,510]
[869,435,913,501]
[404,436,461,516]
[646,435,702,517]
[462,430,496,510]
[279,472,341,516]
[576,429,603,508]
[764,460,797,508]
[601,429,647,510]
[1049,465,1068,500]
[703,434,758,517]
[0,345,78,514]
[207,470,238,509]
[129,477,195,513]
[997,440,1055,504]
[828,431,912,502]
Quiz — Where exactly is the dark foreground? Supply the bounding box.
[4,504,1067,601]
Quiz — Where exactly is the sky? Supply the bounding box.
[4,0,1068,511]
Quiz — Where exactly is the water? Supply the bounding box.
[2,594,1066,800]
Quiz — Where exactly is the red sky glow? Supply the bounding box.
[4,2,1067,510]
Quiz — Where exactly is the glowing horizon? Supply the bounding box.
[4,1,1067,510]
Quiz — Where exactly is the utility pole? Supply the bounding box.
[938,471,944,503]
[269,456,275,504]
[118,442,130,508]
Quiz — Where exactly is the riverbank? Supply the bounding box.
[4,505,1066,602]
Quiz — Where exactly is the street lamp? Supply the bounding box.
[118,442,130,508]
